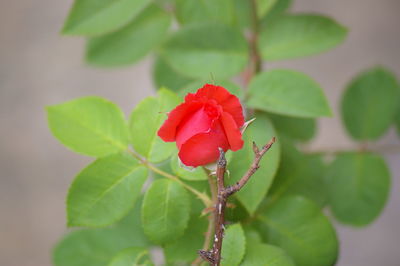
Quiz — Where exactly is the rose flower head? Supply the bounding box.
[158,84,245,167]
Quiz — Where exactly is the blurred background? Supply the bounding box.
[1,0,399,265]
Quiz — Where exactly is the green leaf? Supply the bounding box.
[86,5,171,67]
[258,196,338,266]
[175,0,235,26]
[247,70,332,118]
[221,224,246,266]
[160,23,249,79]
[47,96,129,157]
[341,67,400,140]
[151,157,174,180]
[185,182,210,215]
[269,113,316,141]
[170,154,208,181]
[152,56,194,92]
[142,179,190,244]
[261,0,293,23]
[62,0,150,36]
[164,214,208,264]
[259,14,347,60]
[233,0,292,29]
[243,226,263,244]
[67,153,148,227]
[229,114,280,214]
[232,0,252,29]
[241,243,295,266]
[257,0,277,18]
[269,139,327,207]
[54,201,149,266]
[129,88,181,163]
[326,152,391,226]
[225,198,251,223]
[108,247,153,266]
[178,80,244,99]
[54,230,130,266]
[115,202,151,247]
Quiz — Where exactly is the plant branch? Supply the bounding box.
[224,137,276,196]
[196,2,268,263]
[244,0,262,88]
[211,149,228,266]
[249,0,261,74]
[303,143,400,155]
[198,138,276,265]
[205,167,218,202]
[128,150,212,207]
[192,168,218,265]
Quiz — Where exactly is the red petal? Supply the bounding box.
[178,120,229,167]
[157,101,203,142]
[221,112,244,151]
[175,106,213,149]
[185,84,244,127]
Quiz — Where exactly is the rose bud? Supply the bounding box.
[158,84,245,167]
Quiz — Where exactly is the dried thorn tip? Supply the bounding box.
[252,141,260,154]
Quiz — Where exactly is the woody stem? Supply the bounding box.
[249,0,262,75]
[212,150,228,266]
[198,1,267,263]
[192,168,217,266]
[244,0,262,90]
[198,138,275,265]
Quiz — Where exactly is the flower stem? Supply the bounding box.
[192,168,218,265]
[249,0,262,74]
[198,139,275,265]
[244,0,262,89]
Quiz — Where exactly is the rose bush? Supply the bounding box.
[50,1,396,265]
[158,84,244,167]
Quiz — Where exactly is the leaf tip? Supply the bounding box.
[66,218,76,228]
[60,18,79,36]
[60,25,71,35]
[44,105,53,113]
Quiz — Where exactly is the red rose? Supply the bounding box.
[158,84,245,167]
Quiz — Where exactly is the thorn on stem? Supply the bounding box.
[252,141,259,154]
[240,117,256,134]
[225,169,230,178]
